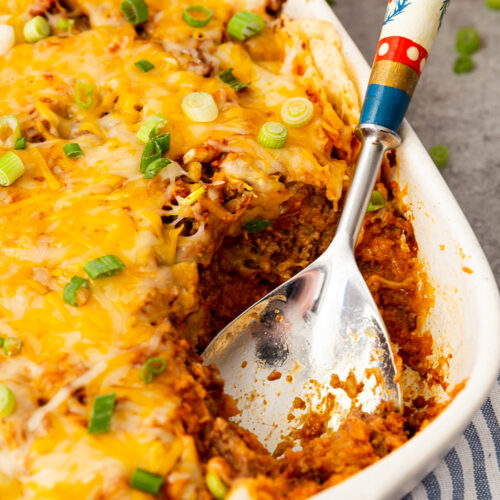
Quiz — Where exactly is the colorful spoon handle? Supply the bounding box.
[359,0,450,134]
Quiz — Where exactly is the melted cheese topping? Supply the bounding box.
[0,2,359,498]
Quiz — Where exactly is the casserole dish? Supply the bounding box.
[284,0,500,498]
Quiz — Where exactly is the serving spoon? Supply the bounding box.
[204,0,449,453]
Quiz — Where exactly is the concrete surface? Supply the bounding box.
[333,0,500,285]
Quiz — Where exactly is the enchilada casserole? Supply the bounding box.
[0,1,448,498]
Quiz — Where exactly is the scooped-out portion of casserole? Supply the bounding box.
[0,1,450,498]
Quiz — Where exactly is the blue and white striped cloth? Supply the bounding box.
[405,375,500,500]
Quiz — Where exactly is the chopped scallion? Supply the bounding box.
[88,393,116,434]
[182,6,214,28]
[227,11,265,41]
[63,143,83,159]
[0,384,16,418]
[206,472,228,500]
[153,133,170,154]
[181,186,206,206]
[455,27,480,55]
[14,137,26,150]
[281,97,314,128]
[23,16,51,43]
[84,255,125,279]
[136,114,167,143]
[121,0,149,26]
[367,190,386,212]
[135,59,155,72]
[140,139,162,173]
[429,144,449,168]
[143,157,171,179]
[56,17,74,31]
[243,218,272,233]
[130,468,164,495]
[219,68,250,91]
[454,55,473,74]
[63,276,90,307]
[486,0,500,9]
[141,357,167,383]
[181,92,218,123]
[75,82,94,109]
[0,152,25,186]
[3,337,22,357]
[257,122,288,149]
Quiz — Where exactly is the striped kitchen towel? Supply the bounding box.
[405,374,500,500]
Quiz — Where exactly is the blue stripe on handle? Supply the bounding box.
[359,84,411,133]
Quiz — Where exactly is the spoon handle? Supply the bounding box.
[359,0,450,133]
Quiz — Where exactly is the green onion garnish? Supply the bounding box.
[0,338,4,348]
[56,17,74,31]
[14,137,27,150]
[141,357,167,383]
[63,143,83,159]
[0,115,20,147]
[63,276,90,307]
[227,11,265,41]
[243,218,272,233]
[182,6,214,28]
[88,393,116,434]
[153,133,170,154]
[141,139,162,173]
[181,92,219,123]
[429,144,449,168]
[0,384,16,418]
[130,468,164,495]
[83,255,125,279]
[181,186,206,206]
[75,82,94,109]
[367,190,386,212]
[281,97,314,128]
[454,55,473,74]
[455,27,480,55]
[136,114,167,143]
[257,122,288,149]
[23,16,51,43]
[486,0,500,9]
[206,472,228,500]
[219,68,250,92]
[3,337,22,357]
[143,158,171,179]
[120,0,149,26]
[135,59,155,72]
[0,152,25,187]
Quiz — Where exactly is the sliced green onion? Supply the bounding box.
[243,218,272,233]
[140,139,162,173]
[227,11,265,41]
[0,338,4,348]
[63,276,90,307]
[56,17,74,31]
[258,122,288,149]
[486,0,500,9]
[84,255,125,279]
[135,59,155,72]
[141,357,167,383]
[454,55,473,74]
[0,385,16,418]
[143,157,171,179]
[23,16,51,43]
[3,337,22,357]
[429,144,449,168]
[153,133,170,154]
[14,137,27,150]
[219,68,250,92]
[63,143,83,159]
[455,27,480,55]
[121,0,149,26]
[181,186,206,206]
[88,393,116,434]
[0,152,25,187]
[281,97,314,128]
[75,82,94,109]
[131,468,164,495]
[0,115,20,147]
[367,190,386,212]
[182,6,214,28]
[136,114,167,143]
[206,472,228,500]
[181,92,218,123]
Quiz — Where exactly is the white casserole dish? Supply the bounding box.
[281,0,500,498]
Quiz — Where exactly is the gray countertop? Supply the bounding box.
[333,0,500,285]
